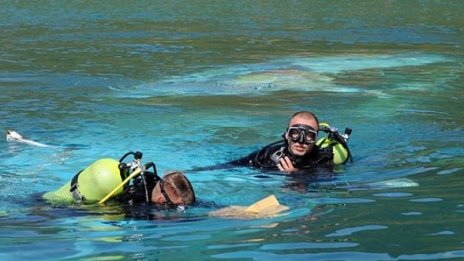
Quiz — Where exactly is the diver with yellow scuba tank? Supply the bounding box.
[41,151,288,219]
[192,111,352,173]
[42,151,196,208]
[231,111,352,173]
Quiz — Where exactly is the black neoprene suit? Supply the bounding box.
[230,140,334,171]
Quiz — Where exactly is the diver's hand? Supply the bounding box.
[277,156,299,174]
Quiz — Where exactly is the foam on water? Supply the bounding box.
[111,52,451,97]
[282,53,451,74]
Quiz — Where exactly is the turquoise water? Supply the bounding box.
[1,1,464,260]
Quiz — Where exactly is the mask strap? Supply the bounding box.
[159,180,175,206]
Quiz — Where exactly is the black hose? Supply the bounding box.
[144,162,158,177]
[119,151,135,163]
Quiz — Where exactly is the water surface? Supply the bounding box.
[1,1,464,260]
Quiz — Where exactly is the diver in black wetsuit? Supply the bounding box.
[232,111,333,173]
[231,138,334,171]
[194,111,351,174]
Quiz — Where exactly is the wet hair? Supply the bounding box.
[288,111,319,127]
[163,171,196,205]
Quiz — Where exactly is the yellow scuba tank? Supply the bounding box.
[42,158,124,204]
[317,123,352,165]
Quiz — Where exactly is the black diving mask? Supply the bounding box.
[287,124,318,144]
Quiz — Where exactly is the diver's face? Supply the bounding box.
[285,116,319,156]
[151,183,166,204]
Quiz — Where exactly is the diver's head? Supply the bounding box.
[285,111,319,156]
[151,171,196,206]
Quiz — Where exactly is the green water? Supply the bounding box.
[1,1,464,260]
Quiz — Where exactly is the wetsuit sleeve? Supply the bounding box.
[228,150,260,167]
[231,143,283,169]
[189,141,285,172]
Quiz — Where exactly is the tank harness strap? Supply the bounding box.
[69,170,85,203]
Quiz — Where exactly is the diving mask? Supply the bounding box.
[287,124,318,144]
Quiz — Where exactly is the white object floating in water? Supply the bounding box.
[6,130,52,148]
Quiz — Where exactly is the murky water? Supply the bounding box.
[1,1,464,260]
